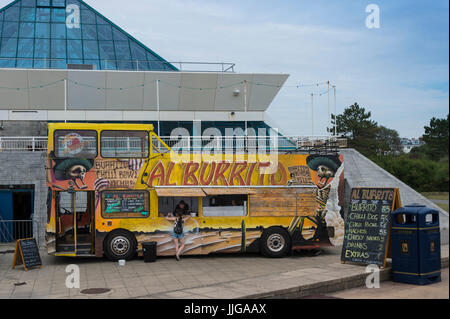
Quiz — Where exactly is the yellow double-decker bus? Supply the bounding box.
[45,123,345,260]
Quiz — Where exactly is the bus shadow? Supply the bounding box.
[46,247,337,265]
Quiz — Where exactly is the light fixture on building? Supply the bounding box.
[233,89,240,96]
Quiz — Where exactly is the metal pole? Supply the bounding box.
[156,79,160,136]
[327,81,330,137]
[333,86,337,136]
[64,79,67,123]
[244,80,248,138]
[311,93,314,137]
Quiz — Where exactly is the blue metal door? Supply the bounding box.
[0,191,13,242]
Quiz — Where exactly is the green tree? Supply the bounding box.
[422,114,449,160]
[330,103,378,157]
[375,125,402,155]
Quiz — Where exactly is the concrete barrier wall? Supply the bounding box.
[341,148,449,245]
[0,121,48,137]
[0,152,47,247]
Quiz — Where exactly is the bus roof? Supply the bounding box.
[48,123,154,132]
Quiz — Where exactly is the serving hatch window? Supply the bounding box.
[101,131,149,158]
[202,195,248,217]
[101,191,150,219]
[54,130,97,159]
[158,197,199,217]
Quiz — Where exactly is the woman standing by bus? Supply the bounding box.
[165,209,191,261]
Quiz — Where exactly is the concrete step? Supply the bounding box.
[241,244,449,299]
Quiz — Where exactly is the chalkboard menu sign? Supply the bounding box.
[12,238,42,271]
[103,191,149,218]
[341,188,401,267]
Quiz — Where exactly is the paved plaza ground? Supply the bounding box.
[0,244,448,299]
[328,268,449,299]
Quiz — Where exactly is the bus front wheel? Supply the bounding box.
[104,230,137,261]
[260,228,291,258]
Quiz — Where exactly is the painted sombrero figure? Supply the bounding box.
[53,158,94,189]
[306,154,342,173]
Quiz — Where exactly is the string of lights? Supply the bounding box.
[311,89,330,97]
[0,79,65,91]
[158,80,243,91]
[249,80,329,89]
[0,78,334,93]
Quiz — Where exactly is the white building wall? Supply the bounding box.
[0,69,289,114]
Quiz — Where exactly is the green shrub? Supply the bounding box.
[371,155,449,192]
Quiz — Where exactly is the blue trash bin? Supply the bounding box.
[391,205,441,285]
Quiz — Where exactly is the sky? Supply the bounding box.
[1,0,448,138]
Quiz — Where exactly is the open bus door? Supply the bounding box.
[55,190,95,256]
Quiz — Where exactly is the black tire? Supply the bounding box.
[260,227,291,258]
[104,229,137,261]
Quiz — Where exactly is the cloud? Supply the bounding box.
[0,0,448,137]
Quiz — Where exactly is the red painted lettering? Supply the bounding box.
[164,161,177,186]
[183,162,200,186]
[270,162,288,185]
[258,162,271,185]
[148,161,165,186]
[213,162,231,186]
[246,162,257,185]
[228,162,247,186]
[199,162,216,186]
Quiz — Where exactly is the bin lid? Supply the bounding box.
[405,203,426,207]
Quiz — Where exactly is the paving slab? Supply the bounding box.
[0,244,448,299]
[328,268,449,299]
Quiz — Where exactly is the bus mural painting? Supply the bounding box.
[307,154,345,246]
[45,123,344,261]
[52,158,94,190]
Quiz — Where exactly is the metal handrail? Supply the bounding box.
[0,136,347,152]
[0,136,48,152]
[0,58,236,73]
[0,219,34,243]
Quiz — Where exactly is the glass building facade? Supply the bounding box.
[0,0,176,70]
[1,1,284,141]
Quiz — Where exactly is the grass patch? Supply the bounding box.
[435,203,449,213]
[421,192,449,201]
[422,192,449,212]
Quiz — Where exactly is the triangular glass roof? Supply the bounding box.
[0,0,177,70]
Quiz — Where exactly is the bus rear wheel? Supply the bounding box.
[260,228,291,258]
[104,230,137,261]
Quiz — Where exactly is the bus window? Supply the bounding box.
[202,195,248,217]
[101,131,149,158]
[54,130,97,159]
[158,197,199,217]
[101,190,150,218]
